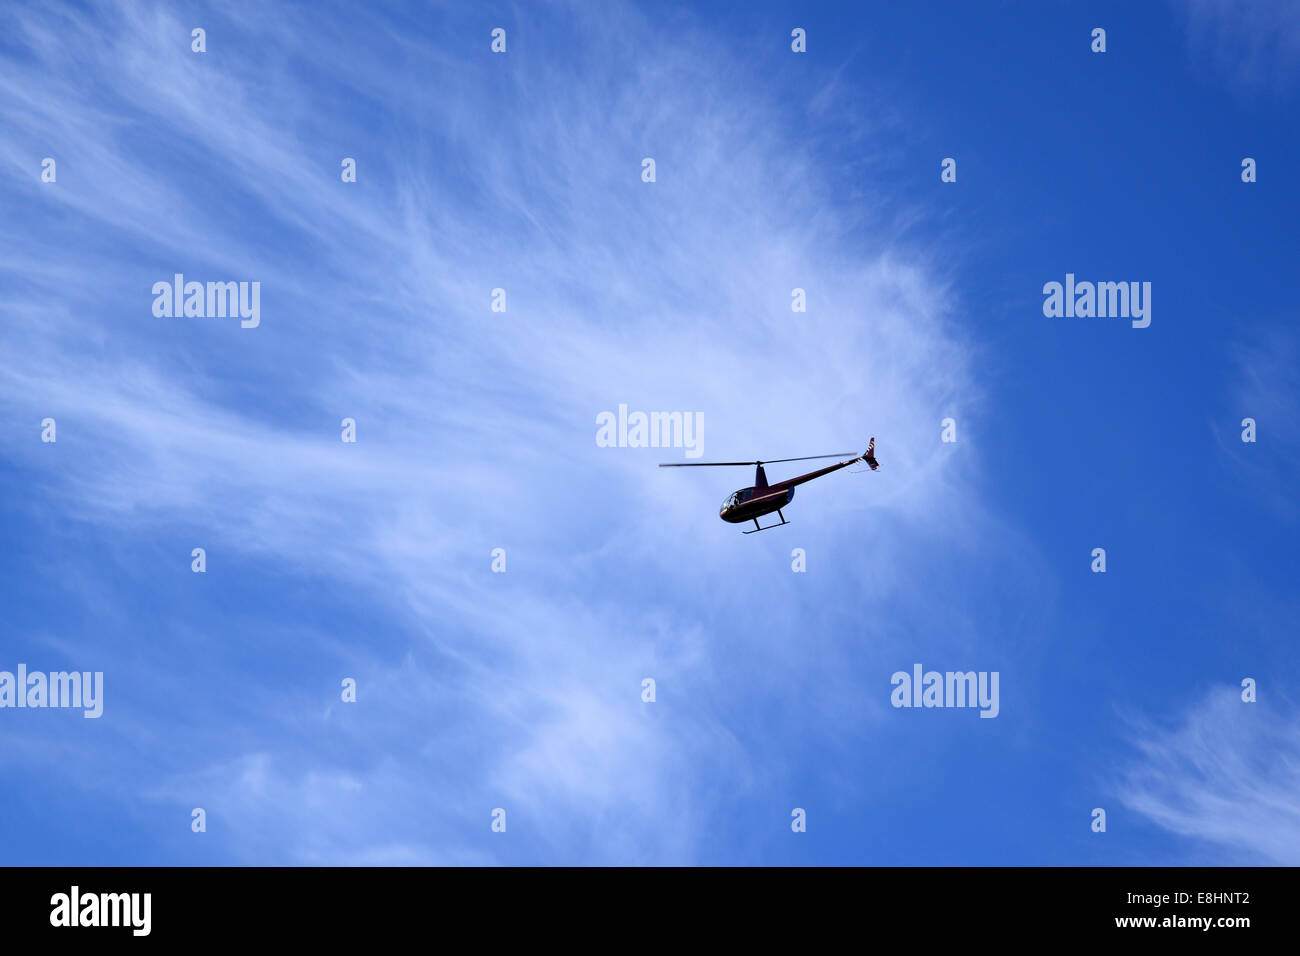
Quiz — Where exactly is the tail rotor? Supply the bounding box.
[863,437,880,471]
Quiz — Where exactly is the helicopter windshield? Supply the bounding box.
[722,490,744,511]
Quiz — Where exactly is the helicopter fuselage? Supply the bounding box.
[720,485,794,523]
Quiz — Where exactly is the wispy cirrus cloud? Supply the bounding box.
[1211,328,1300,520]
[0,0,994,863]
[1179,0,1300,93]
[1117,686,1300,864]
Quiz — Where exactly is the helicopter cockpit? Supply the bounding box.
[721,490,746,512]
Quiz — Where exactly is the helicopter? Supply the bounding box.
[660,438,879,534]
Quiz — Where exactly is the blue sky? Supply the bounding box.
[1,0,1297,865]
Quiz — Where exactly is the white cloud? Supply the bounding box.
[0,0,991,863]
[1181,0,1300,93]
[1117,686,1300,864]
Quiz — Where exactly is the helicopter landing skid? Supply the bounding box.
[742,510,791,534]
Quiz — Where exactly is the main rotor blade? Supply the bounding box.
[658,461,759,467]
[659,453,856,467]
